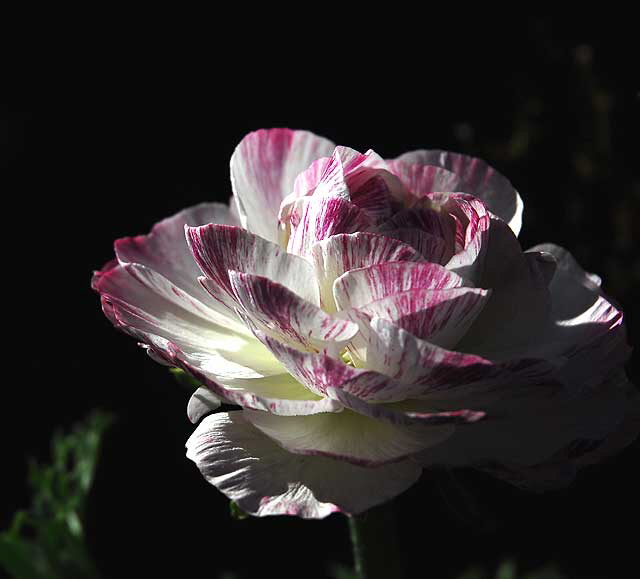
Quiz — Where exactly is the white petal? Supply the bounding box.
[186,411,422,518]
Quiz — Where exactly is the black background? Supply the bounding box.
[3,17,639,579]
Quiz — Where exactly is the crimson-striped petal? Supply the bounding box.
[311,232,423,312]
[351,286,490,348]
[228,271,358,353]
[230,128,335,242]
[333,261,465,311]
[186,224,320,313]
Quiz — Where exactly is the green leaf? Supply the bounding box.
[229,501,249,520]
[170,367,202,392]
[0,410,113,578]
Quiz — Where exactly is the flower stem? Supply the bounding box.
[348,501,404,579]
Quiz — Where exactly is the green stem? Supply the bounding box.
[348,501,404,579]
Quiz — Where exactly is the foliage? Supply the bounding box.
[0,411,113,579]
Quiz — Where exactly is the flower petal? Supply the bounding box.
[386,160,462,196]
[382,229,450,264]
[186,224,320,314]
[228,271,358,353]
[230,128,335,242]
[416,369,635,475]
[350,287,490,349]
[112,202,240,315]
[394,149,523,236]
[360,317,555,396]
[333,261,465,311]
[93,264,260,368]
[457,218,551,359]
[287,195,373,258]
[187,387,222,424]
[186,411,422,518]
[311,232,423,312]
[244,407,454,466]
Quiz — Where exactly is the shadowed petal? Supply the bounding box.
[244,407,454,466]
[394,149,523,236]
[186,412,422,518]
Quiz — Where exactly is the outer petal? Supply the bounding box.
[311,232,423,312]
[187,387,221,424]
[394,150,523,236]
[186,411,422,518]
[457,218,551,359]
[230,128,335,242]
[113,202,241,322]
[416,369,636,477]
[94,265,343,416]
[244,408,453,466]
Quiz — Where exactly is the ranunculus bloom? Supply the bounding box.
[93,128,639,518]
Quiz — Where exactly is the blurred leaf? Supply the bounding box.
[170,367,202,392]
[229,501,249,521]
[456,561,566,579]
[329,564,359,579]
[496,560,517,579]
[0,410,113,578]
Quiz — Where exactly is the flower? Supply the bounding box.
[93,128,639,519]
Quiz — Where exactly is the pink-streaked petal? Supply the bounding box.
[348,173,395,223]
[361,317,555,396]
[311,232,423,312]
[186,224,320,309]
[333,261,465,311]
[122,263,250,336]
[93,265,291,383]
[382,229,450,264]
[114,202,239,305]
[287,195,373,258]
[228,271,358,353]
[186,411,422,518]
[292,156,333,198]
[252,330,485,427]
[187,387,222,424]
[244,407,455,466]
[379,202,453,243]
[230,128,335,242]
[440,194,491,283]
[394,149,524,236]
[94,264,252,354]
[136,333,342,416]
[326,387,485,427]
[352,287,490,348]
[386,160,462,197]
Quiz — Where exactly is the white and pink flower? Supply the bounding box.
[93,128,639,518]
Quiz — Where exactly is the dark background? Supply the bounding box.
[3,18,639,579]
